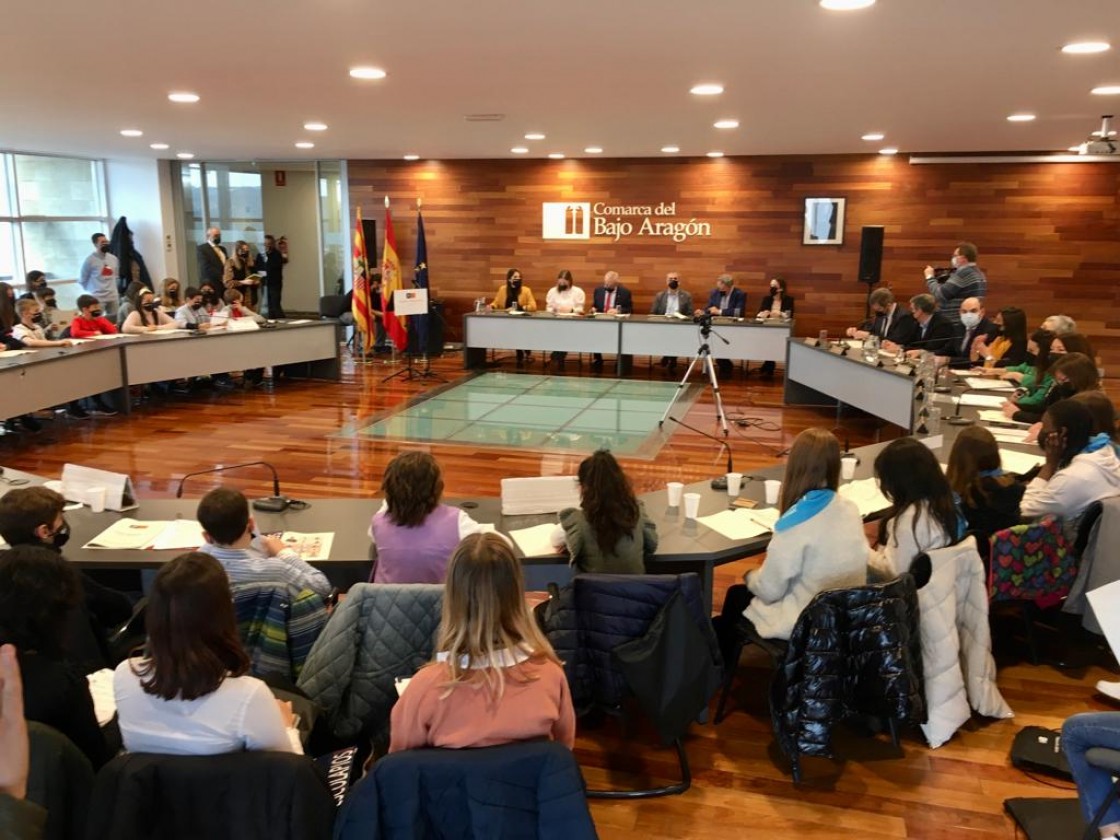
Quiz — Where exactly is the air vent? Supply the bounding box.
[464,114,505,122]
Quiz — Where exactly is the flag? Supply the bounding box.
[413,210,429,351]
[351,208,374,352]
[381,202,408,351]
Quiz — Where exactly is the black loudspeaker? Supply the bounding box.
[858,225,884,284]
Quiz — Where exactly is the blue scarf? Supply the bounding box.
[774,489,834,533]
[978,468,1005,478]
[1083,432,1112,454]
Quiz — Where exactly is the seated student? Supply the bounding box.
[945,426,1029,555]
[0,487,134,671]
[196,488,332,597]
[198,281,224,320]
[847,287,919,346]
[157,277,182,314]
[0,643,49,837]
[1061,712,1120,840]
[121,287,177,334]
[550,450,657,574]
[114,552,302,755]
[869,438,965,578]
[389,533,575,752]
[173,286,211,331]
[998,328,1056,411]
[970,306,1028,368]
[217,288,266,324]
[716,428,868,643]
[115,280,148,327]
[10,298,89,420]
[68,295,120,416]
[1074,391,1120,456]
[368,452,484,584]
[1005,352,1100,425]
[0,546,110,769]
[1020,398,1120,526]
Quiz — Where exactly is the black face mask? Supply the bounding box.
[239,250,249,259]
[557,283,569,291]
[44,298,58,309]
[90,309,103,318]
[190,302,204,311]
[202,292,216,303]
[668,280,679,290]
[98,243,110,253]
[510,281,522,292]
[212,235,222,245]
[46,520,70,551]
[143,303,159,312]
[32,313,47,326]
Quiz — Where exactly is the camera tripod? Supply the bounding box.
[659,322,730,437]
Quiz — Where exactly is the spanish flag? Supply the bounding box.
[381,200,408,351]
[351,208,373,352]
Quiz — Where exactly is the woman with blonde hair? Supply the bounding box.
[222,240,259,309]
[158,277,182,313]
[388,533,575,752]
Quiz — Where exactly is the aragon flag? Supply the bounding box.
[351,207,374,352]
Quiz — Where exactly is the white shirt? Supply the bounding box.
[664,292,681,317]
[1020,447,1120,522]
[114,660,302,755]
[11,322,47,342]
[545,285,586,314]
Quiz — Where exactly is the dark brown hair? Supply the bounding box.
[0,545,81,657]
[383,451,443,527]
[1072,391,1119,441]
[945,425,1016,508]
[780,428,839,513]
[135,552,249,701]
[956,241,978,262]
[1050,352,1100,393]
[1029,329,1056,381]
[0,486,65,546]
[1053,332,1096,360]
[578,450,639,553]
[0,282,15,330]
[197,488,250,545]
[875,438,960,548]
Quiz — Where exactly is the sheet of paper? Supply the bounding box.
[747,507,781,531]
[82,518,170,550]
[959,393,1010,409]
[1087,580,1120,663]
[509,523,559,557]
[89,333,126,340]
[151,519,205,551]
[978,409,1030,427]
[279,532,334,562]
[989,427,1032,444]
[998,448,1044,476]
[86,668,117,726]
[695,509,773,541]
[284,318,313,325]
[0,349,35,357]
[964,377,1015,391]
[839,478,892,517]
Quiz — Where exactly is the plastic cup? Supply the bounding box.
[86,486,107,513]
[818,329,829,345]
[683,492,702,520]
[764,480,781,506]
[666,481,684,507]
[726,472,743,496]
[841,456,858,481]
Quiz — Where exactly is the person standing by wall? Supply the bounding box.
[78,233,121,321]
[255,235,288,318]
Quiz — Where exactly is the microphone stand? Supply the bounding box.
[666,414,733,490]
[175,461,309,512]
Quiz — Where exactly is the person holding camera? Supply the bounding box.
[923,241,987,337]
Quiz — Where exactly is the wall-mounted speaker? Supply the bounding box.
[858,226,884,284]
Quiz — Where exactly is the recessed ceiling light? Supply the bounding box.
[295,141,315,149]
[584,146,603,154]
[1062,41,1111,55]
[861,132,885,141]
[511,147,529,154]
[1007,113,1037,122]
[349,66,387,80]
[547,153,565,159]
[661,145,680,154]
[690,83,723,96]
[524,132,546,140]
[120,129,143,137]
[820,0,876,9]
[168,92,200,104]
[879,147,899,155]
[149,143,169,150]
[303,122,328,131]
[713,119,740,130]
[706,151,724,158]
[402,155,420,161]
[1091,85,1120,96]
[176,152,195,160]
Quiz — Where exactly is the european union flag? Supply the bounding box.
[413,211,429,352]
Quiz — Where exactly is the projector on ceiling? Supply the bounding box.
[1079,115,1117,155]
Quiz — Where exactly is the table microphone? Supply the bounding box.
[948,395,974,426]
[667,415,733,490]
[175,461,309,512]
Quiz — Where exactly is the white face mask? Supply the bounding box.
[960,311,981,329]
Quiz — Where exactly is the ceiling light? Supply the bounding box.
[524,132,545,140]
[706,151,724,158]
[349,66,387,80]
[168,92,200,104]
[584,146,603,154]
[1091,85,1120,96]
[661,145,680,154]
[149,143,169,150]
[1062,41,1110,55]
[1007,113,1037,122]
[713,119,740,129]
[403,154,420,161]
[861,132,885,141]
[879,147,899,155]
[120,129,143,137]
[548,153,565,159]
[304,122,328,131]
[511,147,529,154]
[689,83,723,96]
[295,141,315,149]
[176,152,195,160]
[820,0,876,9]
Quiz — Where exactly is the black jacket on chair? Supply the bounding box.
[87,751,336,840]
[26,723,93,840]
[770,574,925,764]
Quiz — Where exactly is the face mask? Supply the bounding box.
[557,282,569,291]
[98,243,110,253]
[47,520,70,551]
[90,309,103,318]
[190,302,203,311]
[211,235,222,245]
[510,281,522,291]
[32,313,47,326]
[239,250,249,258]
[143,303,159,311]
[668,280,679,290]
[202,292,216,303]
[44,298,57,309]
[770,284,779,293]
[960,312,981,329]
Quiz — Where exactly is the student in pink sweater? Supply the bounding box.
[388,533,575,752]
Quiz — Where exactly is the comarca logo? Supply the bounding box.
[541,203,591,239]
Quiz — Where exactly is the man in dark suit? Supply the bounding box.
[949,296,999,366]
[591,271,632,369]
[898,293,956,357]
[255,234,289,318]
[699,274,746,378]
[195,227,227,288]
[650,271,692,371]
[848,287,919,347]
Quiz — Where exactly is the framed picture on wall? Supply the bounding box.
[802,197,845,245]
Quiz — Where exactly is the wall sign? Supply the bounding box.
[542,201,712,243]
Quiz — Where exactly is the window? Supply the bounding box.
[13,155,104,218]
[22,221,104,307]
[0,222,16,285]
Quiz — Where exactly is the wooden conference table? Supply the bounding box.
[463,312,793,373]
[0,321,342,421]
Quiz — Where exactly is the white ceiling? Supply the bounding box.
[1,0,1118,162]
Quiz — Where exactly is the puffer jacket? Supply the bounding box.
[914,537,1013,748]
[770,575,925,763]
[296,584,443,742]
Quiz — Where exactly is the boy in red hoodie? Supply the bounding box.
[68,295,119,415]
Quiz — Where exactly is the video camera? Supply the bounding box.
[693,311,714,335]
[930,267,954,283]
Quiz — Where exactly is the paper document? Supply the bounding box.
[279,532,334,562]
[959,393,1010,409]
[839,478,891,517]
[509,523,559,557]
[284,318,313,325]
[151,519,206,551]
[977,409,1030,427]
[89,333,126,340]
[86,669,117,726]
[696,509,775,541]
[964,377,1015,391]
[83,518,169,550]
[0,349,35,357]
[989,428,1032,444]
[1087,580,1120,661]
[998,448,1044,476]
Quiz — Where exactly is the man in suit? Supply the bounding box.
[698,274,746,378]
[591,271,632,369]
[950,296,999,366]
[196,227,227,288]
[650,271,692,371]
[255,234,289,318]
[848,287,919,347]
[895,293,956,357]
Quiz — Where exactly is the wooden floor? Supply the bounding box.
[3,348,1116,839]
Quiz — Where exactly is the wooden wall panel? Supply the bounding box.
[348,156,1120,367]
